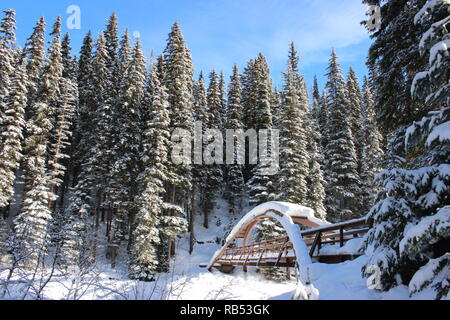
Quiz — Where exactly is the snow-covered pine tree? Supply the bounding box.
[72,31,94,185]
[60,35,94,268]
[400,0,449,299]
[305,87,327,220]
[359,77,384,212]
[14,17,63,267]
[255,216,287,280]
[51,32,79,211]
[0,9,15,134]
[104,13,120,96]
[306,127,327,220]
[0,9,22,209]
[110,37,146,246]
[155,54,165,84]
[61,33,78,80]
[248,54,276,207]
[318,88,329,153]
[190,72,208,252]
[48,42,78,208]
[240,58,259,182]
[219,71,229,194]
[47,75,77,245]
[241,59,256,131]
[225,65,245,220]
[363,0,429,134]
[323,50,361,222]
[311,76,321,123]
[363,0,450,299]
[129,65,172,281]
[411,0,450,107]
[0,61,27,209]
[101,15,123,229]
[0,13,20,258]
[192,72,208,210]
[118,29,132,79]
[219,71,228,129]
[163,22,194,212]
[60,33,110,267]
[202,70,224,228]
[346,68,364,174]
[270,86,281,128]
[307,77,327,220]
[90,32,116,239]
[22,17,46,116]
[276,42,310,206]
[245,53,284,280]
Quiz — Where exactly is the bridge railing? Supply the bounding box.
[302,218,370,258]
[211,217,370,269]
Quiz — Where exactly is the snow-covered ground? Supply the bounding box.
[0,198,424,300]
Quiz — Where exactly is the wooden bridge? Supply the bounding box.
[206,202,370,274]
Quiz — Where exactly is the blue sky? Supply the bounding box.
[2,0,373,92]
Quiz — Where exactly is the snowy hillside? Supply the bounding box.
[0,200,428,300]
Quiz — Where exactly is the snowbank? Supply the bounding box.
[319,238,363,256]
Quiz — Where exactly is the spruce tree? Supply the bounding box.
[61,33,78,80]
[359,77,384,212]
[72,31,94,184]
[323,50,361,222]
[363,0,450,299]
[246,53,284,280]
[48,33,78,206]
[270,87,282,128]
[0,9,15,130]
[15,17,63,267]
[225,65,245,220]
[22,17,46,113]
[111,39,146,245]
[248,54,276,207]
[311,76,321,122]
[129,65,171,281]
[163,22,194,209]
[219,71,228,128]
[202,70,224,228]
[346,68,364,173]
[190,72,209,252]
[363,0,428,134]
[276,43,310,206]
[306,129,327,220]
[0,61,27,208]
[104,13,120,87]
[162,22,194,261]
[60,33,110,267]
[0,9,21,209]
[240,58,258,181]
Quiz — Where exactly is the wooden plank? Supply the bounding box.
[301,218,368,236]
[318,228,370,240]
[309,231,321,257]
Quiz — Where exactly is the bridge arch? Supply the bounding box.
[208,202,328,292]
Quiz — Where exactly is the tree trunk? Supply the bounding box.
[203,201,209,229]
[127,208,136,252]
[189,183,196,254]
